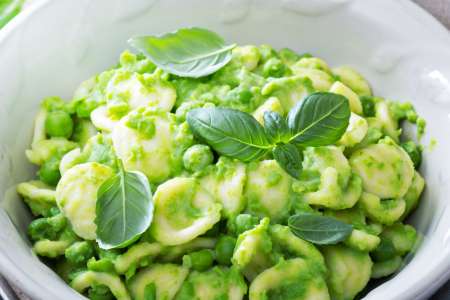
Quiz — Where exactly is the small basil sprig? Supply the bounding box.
[128,27,236,78]
[186,107,272,162]
[288,213,353,245]
[187,92,350,178]
[95,160,153,249]
[264,111,291,143]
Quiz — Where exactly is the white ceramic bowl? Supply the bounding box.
[0,0,449,299]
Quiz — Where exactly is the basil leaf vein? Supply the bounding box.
[187,107,272,162]
[95,161,153,249]
[185,92,351,179]
[128,27,236,78]
[264,111,290,143]
[288,213,353,245]
[288,92,350,146]
[272,144,303,179]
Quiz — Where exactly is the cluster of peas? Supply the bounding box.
[27,204,259,298]
[20,41,429,299]
[38,100,75,185]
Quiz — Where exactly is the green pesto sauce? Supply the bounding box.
[389,101,415,121]
[265,262,323,300]
[214,157,238,179]
[125,109,157,139]
[83,135,118,169]
[107,97,130,119]
[266,280,308,299]
[416,117,426,139]
[164,185,202,229]
[22,40,429,300]
[129,145,145,161]
[119,51,156,74]
[388,101,426,140]
[183,145,213,172]
[266,172,282,186]
[428,138,437,151]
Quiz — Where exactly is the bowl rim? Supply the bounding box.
[0,0,449,299]
[0,2,85,298]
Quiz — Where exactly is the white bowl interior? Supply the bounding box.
[0,0,450,299]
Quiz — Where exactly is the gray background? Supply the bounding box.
[414,0,450,29]
[1,0,450,299]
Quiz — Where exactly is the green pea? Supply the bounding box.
[38,156,61,186]
[183,144,214,172]
[215,236,236,265]
[182,249,214,271]
[28,218,57,241]
[65,241,95,265]
[45,110,74,138]
[236,89,253,104]
[28,213,66,241]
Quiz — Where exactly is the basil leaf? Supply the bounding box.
[0,0,23,29]
[288,213,353,245]
[187,107,272,162]
[263,111,290,143]
[273,143,302,179]
[288,92,350,146]
[95,162,153,249]
[128,27,236,78]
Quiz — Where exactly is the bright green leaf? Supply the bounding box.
[187,107,272,162]
[288,92,350,146]
[288,213,353,245]
[272,143,302,179]
[263,111,290,143]
[128,27,236,78]
[95,161,153,249]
